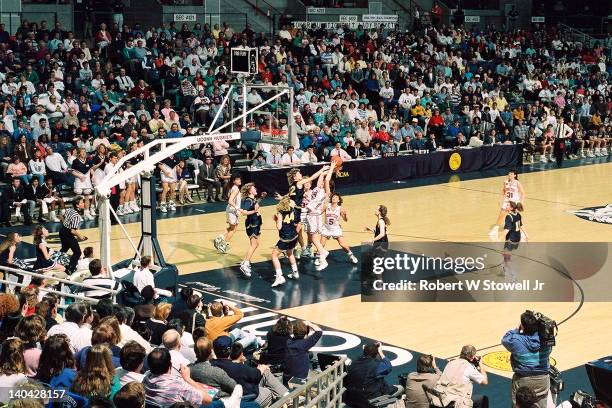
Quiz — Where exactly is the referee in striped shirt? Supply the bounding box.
[60,196,88,273]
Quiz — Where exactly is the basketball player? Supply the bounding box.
[500,201,528,282]
[271,196,299,287]
[489,170,525,238]
[239,183,266,277]
[365,205,390,246]
[214,174,242,253]
[306,163,335,271]
[320,193,358,264]
[286,166,330,258]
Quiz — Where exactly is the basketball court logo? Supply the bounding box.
[449,152,462,171]
[568,204,612,225]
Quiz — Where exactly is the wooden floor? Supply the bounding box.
[64,161,612,377]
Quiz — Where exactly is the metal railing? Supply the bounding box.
[558,23,609,50]
[269,356,347,408]
[0,265,119,304]
[2,12,59,35]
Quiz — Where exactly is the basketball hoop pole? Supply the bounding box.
[242,76,248,130]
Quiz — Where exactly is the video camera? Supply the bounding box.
[526,310,558,347]
[570,390,597,408]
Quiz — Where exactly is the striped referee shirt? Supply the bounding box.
[62,208,82,230]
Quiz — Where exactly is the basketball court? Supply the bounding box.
[15,158,611,405]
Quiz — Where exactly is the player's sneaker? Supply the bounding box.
[314,258,320,266]
[302,246,312,258]
[130,201,140,212]
[349,254,358,264]
[539,154,547,163]
[294,246,302,259]
[239,261,252,278]
[315,259,328,271]
[160,202,167,213]
[213,235,223,250]
[288,271,300,279]
[319,248,329,260]
[168,201,177,211]
[271,275,286,287]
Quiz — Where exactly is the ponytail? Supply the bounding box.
[379,205,390,226]
[510,201,524,212]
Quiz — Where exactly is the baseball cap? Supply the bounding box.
[213,336,233,357]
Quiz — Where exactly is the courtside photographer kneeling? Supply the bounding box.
[502,310,556,408]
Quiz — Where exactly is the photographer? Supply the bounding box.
[436,345,489,408]
[344,342,404,408]
[502,311,553,408]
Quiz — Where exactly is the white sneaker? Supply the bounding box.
[221,384,243,408]
[316,259,328,271]
[319,248,329,260]
[168,201,176,211]
[239,261,252,278]
[130,201,140,212]
[288,270,300,279]
[271,275,286,287]
[587,151,595,158]
[548,155,554,162]
[302,246,312,258]
[116,206,125,216]
[294,246,302,260]
[540,155,547,163]
[49,211,60,223]
[314,258,320,266]
[160,203,168,213]
[349,254,358,264]
[580,151,586,158]
[529,155,534,163]
[89,206,97,216]
[125,205,134,214]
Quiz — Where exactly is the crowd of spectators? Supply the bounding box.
[0,13,610,226]
[0,283,328,408]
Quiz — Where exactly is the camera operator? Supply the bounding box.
[344,342,404,408]
[515,386,574,408]
[436,345,489,408]
[502,311,553,408]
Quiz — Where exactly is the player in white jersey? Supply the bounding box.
[305,162,335,272]
[299,181,315,257]
[489,170,525,238]
[214,174,242,253]
[321,193,358,264]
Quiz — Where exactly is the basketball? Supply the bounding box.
[331,155,344,170]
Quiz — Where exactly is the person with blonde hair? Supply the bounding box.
[271,196,299,288]
[147,302,172,345]
[71,344,120,399]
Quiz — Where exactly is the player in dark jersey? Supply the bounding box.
[286,166,330,259]
[500,201,528,282]
[271,196,299,287]
[502,201,527,250]
[365,205,390,246]
[239,183,267,278]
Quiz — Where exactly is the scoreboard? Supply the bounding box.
[231,47,258,75]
